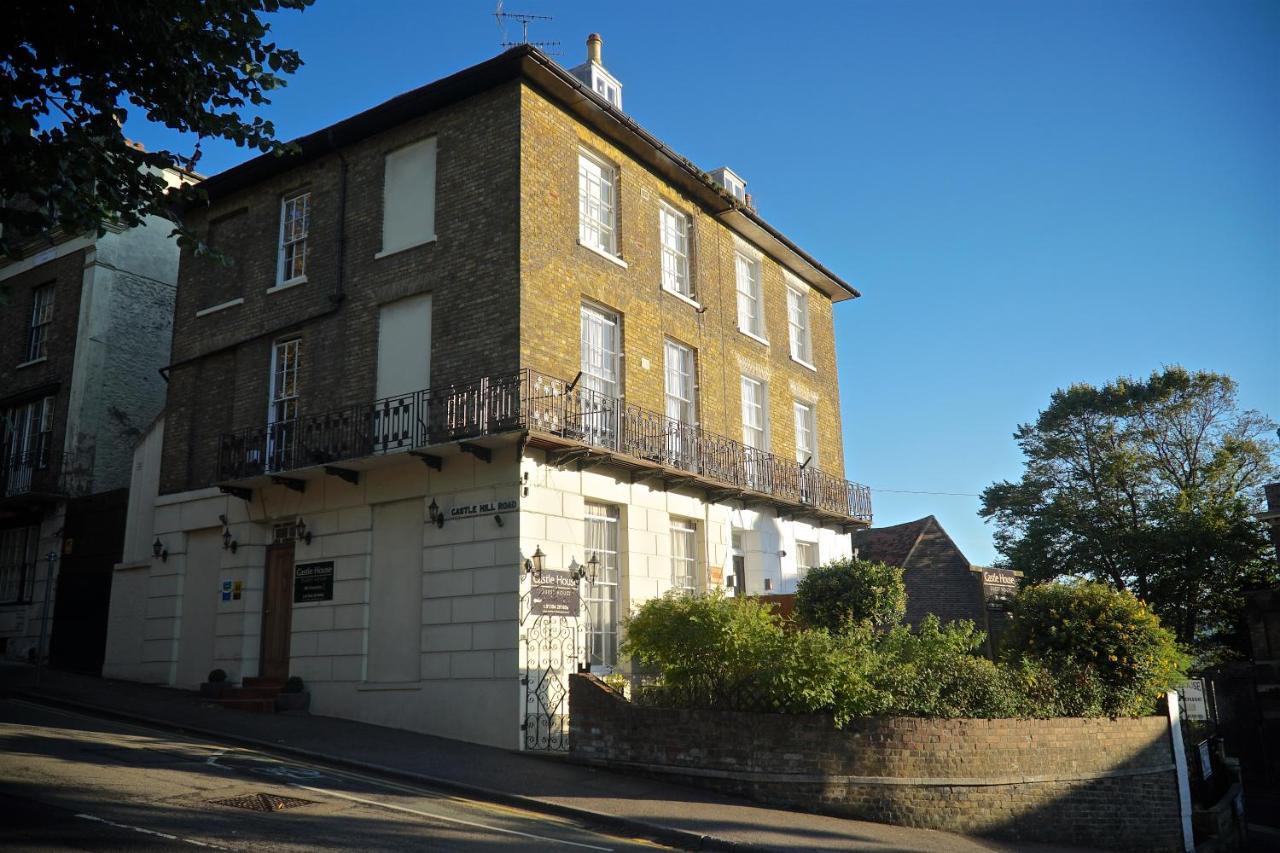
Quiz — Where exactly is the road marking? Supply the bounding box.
[75,813,229,849]
[293,784,615,851]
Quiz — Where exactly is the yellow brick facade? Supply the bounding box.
[518,84,848,480]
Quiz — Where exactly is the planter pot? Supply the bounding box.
[199,682,230,699]
[275,691,310,713]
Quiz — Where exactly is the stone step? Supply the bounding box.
[213,697,277,713]
[242,676,287,690]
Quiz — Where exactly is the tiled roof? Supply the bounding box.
[850,516,936,568]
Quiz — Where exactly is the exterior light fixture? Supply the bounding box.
[222,528,238,554]
[524,545,546,580]
[152,537,168,562]
[494,513,504,527]
[428,499,444,528]
[585,552,600,585]
[296,517,312,545]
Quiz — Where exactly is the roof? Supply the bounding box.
[189,45,860,302]
[850,516,937,568]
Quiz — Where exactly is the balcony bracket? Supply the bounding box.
[548,447,592,468]
[409,451,444,471]
[458,442,492,464]
[271,476,306,493]
[631,469,666,487]
[219,485,253,502]
[706,488,745,505]
[575,452,611,472]
[324,466,360,486]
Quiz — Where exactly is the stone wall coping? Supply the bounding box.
[573,756,1177,787]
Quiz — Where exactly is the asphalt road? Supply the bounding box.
[0,698,670,852]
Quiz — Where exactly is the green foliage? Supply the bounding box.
[283,675,305,694]
[794,557,907,632]
[207,668,227,684]
[980,367,1279,657]
[1001,582,1187,716]
[624,589,1181,725]
[2,0,315,258]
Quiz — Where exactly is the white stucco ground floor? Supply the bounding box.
[103,432,854,749]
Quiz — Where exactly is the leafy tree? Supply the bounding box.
[794,557,906,632]
[1001,582,1187,715]
[980,368,1278,656]
[1,0,314,258]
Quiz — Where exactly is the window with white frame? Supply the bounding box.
[578,150,618,256]
[670,519,697,592]
[380,137,437,257]
[735,251,764,338]
[664,340,696,426]
[580,303,620,399]
[277,192,310,285]
[26,284,54,362]
[659,202,691,298]
[793,401,817,466]
[267,338,301,471]
[795,541,819,581]
[0,525,38,604]
[740,376,767,450]
[584,503,621,668]
[786,284,813,365]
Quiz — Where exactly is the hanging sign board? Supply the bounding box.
[448,498,517,520]
[981,570,1018,609]
[294,561,335,603]
[1177,678,1208,721]
[530,570,580,617]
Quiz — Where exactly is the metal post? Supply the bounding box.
[34,551,57,686]
[1167,689,1196,853]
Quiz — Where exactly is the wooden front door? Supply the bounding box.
[259,544,294,680]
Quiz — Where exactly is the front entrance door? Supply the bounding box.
[259,544,294,680]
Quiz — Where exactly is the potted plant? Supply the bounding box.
[200,668,230,699]
[275,675,310,713]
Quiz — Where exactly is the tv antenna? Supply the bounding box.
[494,1,561,54]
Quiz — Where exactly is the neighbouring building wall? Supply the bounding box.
[518,83,848,479]
[570,675,1184,852]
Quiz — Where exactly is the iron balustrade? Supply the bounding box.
[0,447,93,500]
[216,368,872,522]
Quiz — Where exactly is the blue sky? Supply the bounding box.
[127,1,1279,565]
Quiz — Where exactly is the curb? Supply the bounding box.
[10,688,757,853]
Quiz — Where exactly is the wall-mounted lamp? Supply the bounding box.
[494,513,504,527]
[428,499,444,529]
[296,517,312,545]
[523,545,546,580]
[152,537,168,562]
[222,528,238,554]
[570,552,600,585]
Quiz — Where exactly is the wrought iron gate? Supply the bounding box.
[520,590,579,752]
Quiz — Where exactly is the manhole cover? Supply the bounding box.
[210,792,316,812]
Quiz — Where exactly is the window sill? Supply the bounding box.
[266,276,307,295]
[663,286,702,311]
[790,355,818,372]
[375,236,437,260]
[195,297,245,318]
[578,240,628,269]
[738,329,770,347]
[15,357,47,370]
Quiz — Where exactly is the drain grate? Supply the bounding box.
[210,792,316,812]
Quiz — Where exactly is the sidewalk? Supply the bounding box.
[0,664,1092,853]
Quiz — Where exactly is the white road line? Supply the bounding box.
[293,784,615,851]
[74,813,229,849]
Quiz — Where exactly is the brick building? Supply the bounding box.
[0,166,188,671]
[851,515,1019,653]
[103,38,872,749]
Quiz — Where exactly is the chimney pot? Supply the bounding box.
[587,33,602,64]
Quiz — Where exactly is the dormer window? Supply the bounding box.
[710,167,747,204]
[570,33,623,111]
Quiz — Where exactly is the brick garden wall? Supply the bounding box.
[569,675,1183,851]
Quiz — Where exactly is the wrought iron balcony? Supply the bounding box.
[0,447,94,502]
[217,369,872,523]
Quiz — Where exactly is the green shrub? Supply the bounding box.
[794,557,906,632]
[1002,581,1186,716]
[283,675,305,694]
[207,668,227,683]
